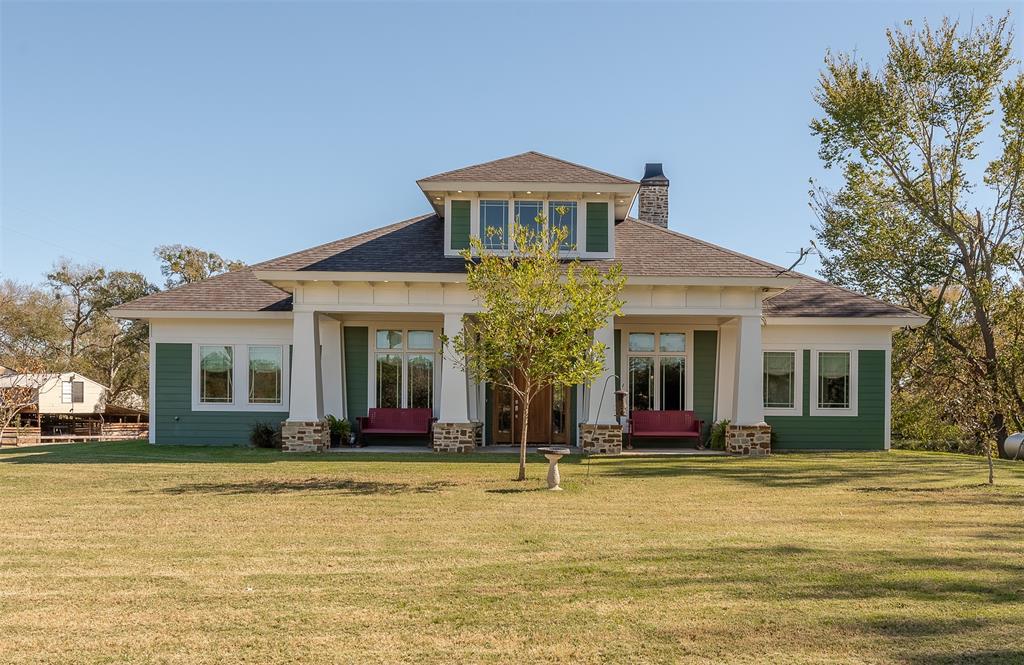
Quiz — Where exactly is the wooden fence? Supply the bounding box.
[0,423,147,446]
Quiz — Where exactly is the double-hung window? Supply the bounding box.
[375,329,436,409]
[199,345,234,404]
[817,351,851,409]
[763,351,800,414]
[480,200,509,250]
[248,346,283,404]
[626,332,686,412]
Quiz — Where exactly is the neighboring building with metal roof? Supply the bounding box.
[112,151,926,453]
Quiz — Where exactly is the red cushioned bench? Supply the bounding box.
[355,408,436,447]
[628,410,703,449]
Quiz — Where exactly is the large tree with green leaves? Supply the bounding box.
[154,244,245,289]
[445,217,625,480]
[811,14,1024,459]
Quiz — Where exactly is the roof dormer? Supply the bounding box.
[416,151,639,259]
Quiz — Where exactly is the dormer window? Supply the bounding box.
[480,200,509,250]
[514,200,544,238]
[549,201,577,251]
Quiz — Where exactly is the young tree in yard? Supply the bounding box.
[445,216,625,481]
[154,244,245,289]
[811,15,1024,466]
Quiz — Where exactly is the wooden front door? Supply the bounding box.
[491,380,570,445]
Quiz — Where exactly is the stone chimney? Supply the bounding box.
[638,162,669,227]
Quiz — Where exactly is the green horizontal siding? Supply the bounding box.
[450,200,471,251]
[154,343,288,446]
[693,330,717,438]
[586,202,608,253]
[767,349,886,450]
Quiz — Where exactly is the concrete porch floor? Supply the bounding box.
[326,445,728,457]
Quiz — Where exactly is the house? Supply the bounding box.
[111,152,926,454]
[0,371,148,444]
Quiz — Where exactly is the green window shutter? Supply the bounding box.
[450,200,471,250]
[586,202,609,253]
[692,331,718,437]
[344,327,369,423]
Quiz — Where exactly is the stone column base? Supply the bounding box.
[726,424,772,456]
[433,422,481,453]
[281,420,329,453]
[581,423,623,455]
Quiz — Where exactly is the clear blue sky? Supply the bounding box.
[1,1,1018,286]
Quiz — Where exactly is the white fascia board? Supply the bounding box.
[254,271,801,289]
[623,276,803,287]
[253,271,468,284]
[765,315,929,328]
[109,309,293,321]
[415,180,639,196]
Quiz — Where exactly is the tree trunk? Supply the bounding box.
[518,405,529,481]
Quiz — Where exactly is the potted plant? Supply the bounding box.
[325,414,351,448]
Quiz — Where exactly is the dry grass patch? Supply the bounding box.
[1,442,1023,664]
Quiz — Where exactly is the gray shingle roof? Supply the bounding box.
[763,275,921,318]
[117,213,920,320]
[113,268,291,313]
[417,151,637,185]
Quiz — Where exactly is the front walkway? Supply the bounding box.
[326,445,728,457]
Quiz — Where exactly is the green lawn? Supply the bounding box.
[1,442,1023,664]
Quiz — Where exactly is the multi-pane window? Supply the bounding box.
[514,201,544,239]
[626,332,686,412]
[375,329,436,409]
[200,345,233,404]
[480,200,509,250]
[817,351,851,409]
[763,351,796,409]
[248,346,283,404]
[61,380,84,404]
[548,201,577,250]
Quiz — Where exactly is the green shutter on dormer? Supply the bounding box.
[451,200,471,250]
[586,202,609,253]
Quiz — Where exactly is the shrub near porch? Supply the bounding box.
[1,442,1022,663]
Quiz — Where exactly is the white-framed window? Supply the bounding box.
[624,331,688,412]
[248,345,283,404]
[199,345,233,404]
[61,380,84,404]
[480,200,509,250]
[373,328,437,410]
[191,343,289,411]
[763,350,802,416]
[809,350,858,416]
[548,201,577,251]
[514,200,545,239]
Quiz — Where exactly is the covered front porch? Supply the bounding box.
[281,299,770,456]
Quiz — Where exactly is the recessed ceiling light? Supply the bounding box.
[457,190,462,193]
[526,191,532,194]
[435,197,441,200]
[596,192,602,195]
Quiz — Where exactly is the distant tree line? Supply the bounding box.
[0,245,244,407]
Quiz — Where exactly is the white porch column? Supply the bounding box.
[288,311,323,422]
[732,314,765,426]
[320,317,344,419]
[587,316,617,425]
[439,312,469,423]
